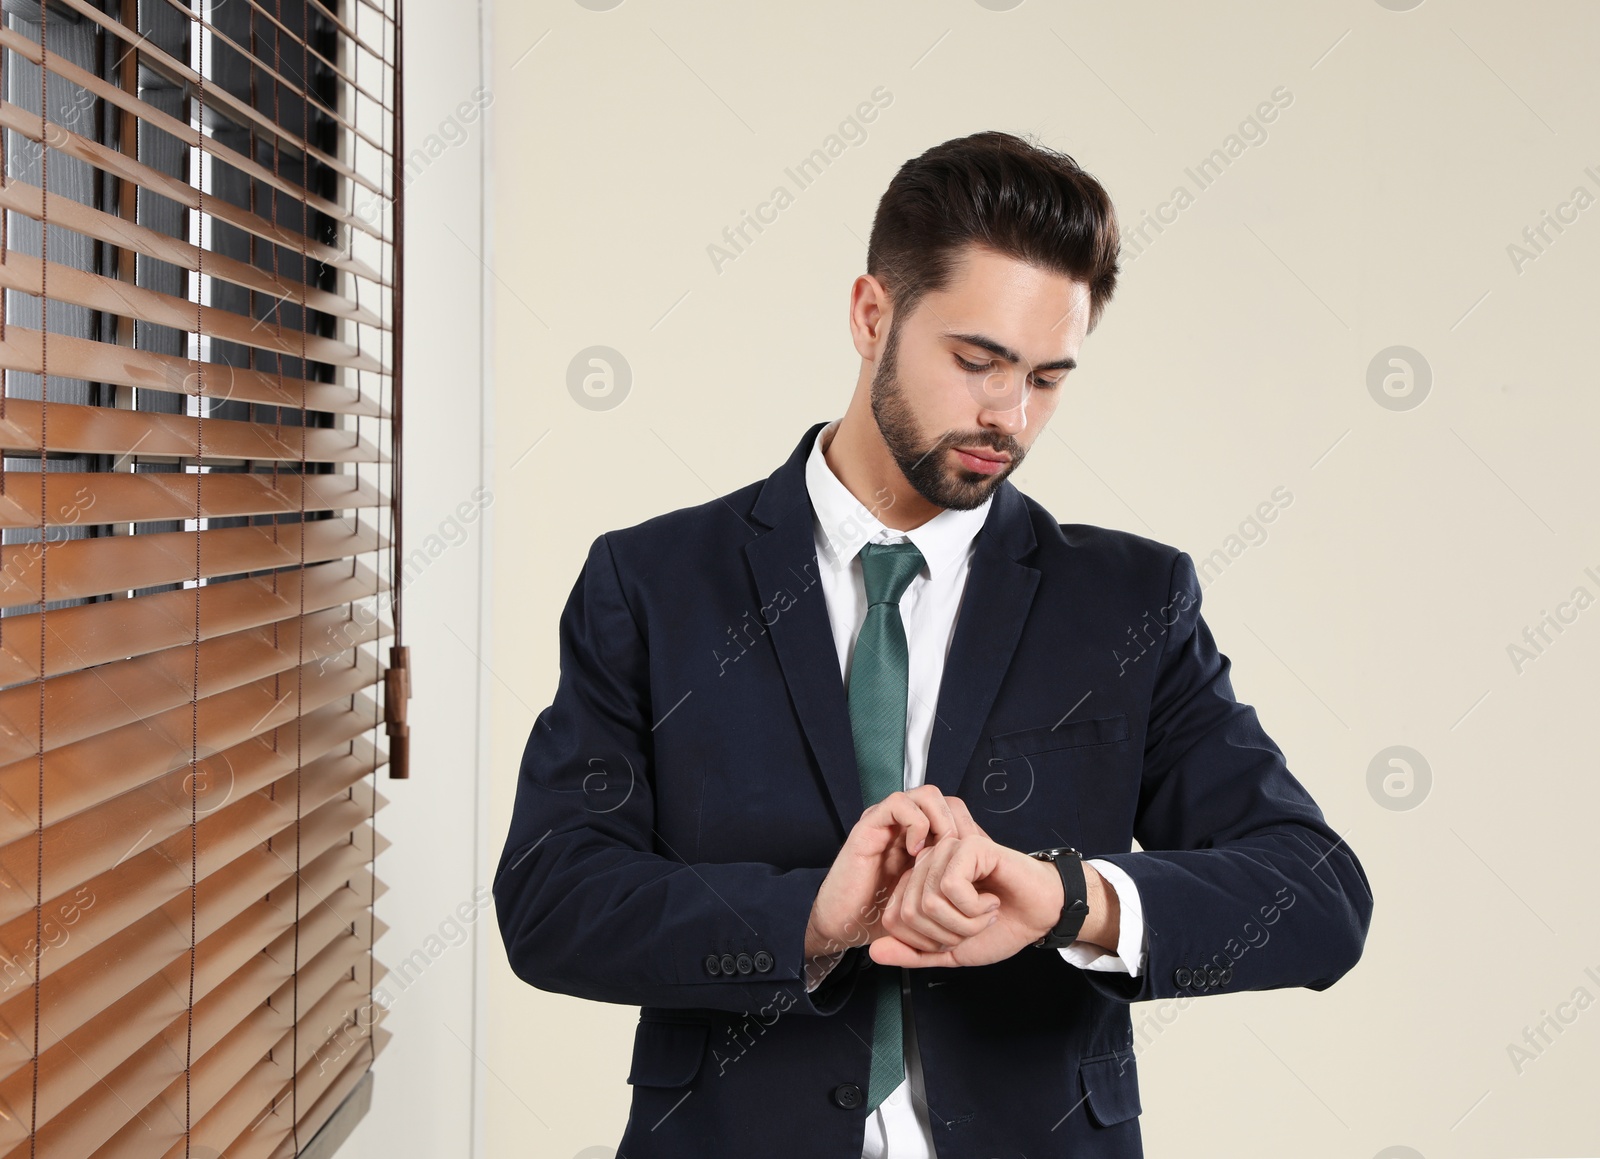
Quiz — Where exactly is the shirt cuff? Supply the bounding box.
[1057,858,1146,977]
[804,948,847,993]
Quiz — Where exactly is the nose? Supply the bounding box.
[976,380,1031,437]
[968,364,1034,434]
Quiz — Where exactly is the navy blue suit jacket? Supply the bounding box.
[492,421,1373,1158]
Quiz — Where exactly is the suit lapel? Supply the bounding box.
[922,490,1040,798]
[746,423,1040,831]
[745,423,861,829]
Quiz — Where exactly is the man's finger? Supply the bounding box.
[869,934,957,970]
[906,783,959,844]
[935,837,1004,918]
[893,840,985,945]
[882,869,961,952]
[916,839,1000,934]
[943,795,990,841]
[862,790,955,856]
[877,794,932,855]
[887,851,965,948]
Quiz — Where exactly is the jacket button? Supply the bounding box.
[1173,967,1192,987]
[1192,968,1209,989]
[1207,966,1223,986]
[720,954,737,976]
[1219,966,1233,984]
[753,950,773,972]
[831,1082,863,1109]
[705,954,722,976]
[736,953,754,975]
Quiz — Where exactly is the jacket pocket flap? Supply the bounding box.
[991,713,1129,758]
[1079,1051,1141,1126]
[626,1019,710,1088]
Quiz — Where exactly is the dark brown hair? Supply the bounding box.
[867,130,1121,334]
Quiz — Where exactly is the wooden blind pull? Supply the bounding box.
[385,643,412,779]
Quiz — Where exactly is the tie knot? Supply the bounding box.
[858,541,925,607]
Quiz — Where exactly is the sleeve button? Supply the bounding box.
[736,953,754,975]
[705,954,722,976]
[1173,967,1192,987]
[753,950,773,972]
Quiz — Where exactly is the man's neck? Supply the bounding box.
[821,411,943,532]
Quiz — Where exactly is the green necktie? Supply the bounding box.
[847,540,925,1112]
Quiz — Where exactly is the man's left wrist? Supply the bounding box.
[1028,852,1066,947]
[1025,847,1090,949]
[1078,864,1109,948]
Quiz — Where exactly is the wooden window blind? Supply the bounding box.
[0,0,404,1154]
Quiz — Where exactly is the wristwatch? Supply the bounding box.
[1026,846,1090,949]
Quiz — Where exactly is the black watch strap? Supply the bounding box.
[1027,847,1090,949]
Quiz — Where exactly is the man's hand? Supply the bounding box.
[870,800,1121,969]
[804,786,977,979]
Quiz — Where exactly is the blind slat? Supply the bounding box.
[0,517,386,608]
[0,718,383,928]
[0,783,385,991]
[0,654,383,844]
[17,929,380,1155]
[213,0,394,124]
[0,21,389,245]
[42,0,389,208]
[85,981,384,1159]
[0,819,384,1082]
[3,895,378,1148]
[0,327,386,419]
[0,396,385,464]
[0,101,386,287]
[0,604,388,761]
[0,250,388,372]
[0,817,384,1076]
[0,170,384,331]
[0,471,384,530]
[139,0,391,155]
[287,1030,387,1145]
[183,1031,379,1159]
[0,561,386,686]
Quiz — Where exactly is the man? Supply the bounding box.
[493,130,1373,1158]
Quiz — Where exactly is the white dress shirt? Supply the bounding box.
[801,419,1146,1158]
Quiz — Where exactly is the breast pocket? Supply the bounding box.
[990,714,1130,758]
[974,714,1131,847]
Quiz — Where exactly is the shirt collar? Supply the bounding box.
[805,418,992,580]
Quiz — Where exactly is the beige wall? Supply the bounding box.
[484,2,1600,1156]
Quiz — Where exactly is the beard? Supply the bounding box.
[869,319,1024,511]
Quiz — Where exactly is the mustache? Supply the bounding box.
[940,431,1018,455]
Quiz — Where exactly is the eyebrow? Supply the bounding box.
[944,331,1077,372]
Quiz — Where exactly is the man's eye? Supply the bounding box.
[956,354,1062,389]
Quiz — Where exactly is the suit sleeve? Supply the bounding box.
[1079,549,1374,1004]
[492,532,864,1016]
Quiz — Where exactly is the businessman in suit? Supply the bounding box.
[493,130,1373,1158]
